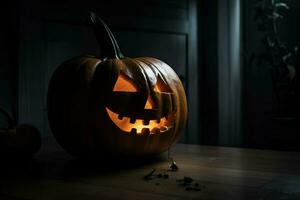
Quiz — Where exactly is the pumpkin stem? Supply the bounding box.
[0,107,16,129]
[90,12,124,59]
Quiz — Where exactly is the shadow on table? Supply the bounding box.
[0,149,167,179]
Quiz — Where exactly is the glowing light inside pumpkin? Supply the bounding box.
[153,76,172,93]
[106,107,174,135]
[108,73,175,135]
[153,85,161,92]
[144,96,154,109]
[113,73,138,92]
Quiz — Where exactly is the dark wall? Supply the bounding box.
[198,0,219,145]
[0,1,18,126]
[198,0,243,147]
[17,0,200,143]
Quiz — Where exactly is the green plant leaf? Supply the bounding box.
[272,12,283,19]
[275,3,289,10]
[287,65,296,80]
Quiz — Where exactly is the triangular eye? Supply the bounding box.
[153,76,172,93]
[113,73,138,92]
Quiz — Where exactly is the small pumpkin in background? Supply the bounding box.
[0,107,41,158]
[47,12,187,157]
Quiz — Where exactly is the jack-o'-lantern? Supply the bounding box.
[47,12,187,157]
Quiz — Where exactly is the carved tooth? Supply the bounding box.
[142,128,150,135]
[143,119,150,125]
[118,115,124,120]
[130,118,136,124]
[131,128,137,134]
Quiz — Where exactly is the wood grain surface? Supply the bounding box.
[1,138,300,200]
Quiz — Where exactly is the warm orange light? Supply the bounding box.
[106,107,173,135]
[144,96,154,109]
[153,85,161,92]
[113,73,138,92]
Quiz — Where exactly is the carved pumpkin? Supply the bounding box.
[47,12,187,157]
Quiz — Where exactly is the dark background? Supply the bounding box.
[1,0,300,151]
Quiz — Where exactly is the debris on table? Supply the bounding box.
[177,176,204,191]
[143,169,156,181]
[142,157,203,192]
[163,173,169,179]
[183,176,193,183]
[145,169,169,181]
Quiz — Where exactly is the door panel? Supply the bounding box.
[19,0,198,143]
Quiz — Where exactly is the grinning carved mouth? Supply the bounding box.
[105,107,174,135]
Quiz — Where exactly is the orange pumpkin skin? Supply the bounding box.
[47,13,187,157]
[0,124,41,157]
[47,56,101,156]
[0,107,41,158]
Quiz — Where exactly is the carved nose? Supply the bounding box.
[144,95,154,109]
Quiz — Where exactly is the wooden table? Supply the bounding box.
[1,139,300,200]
